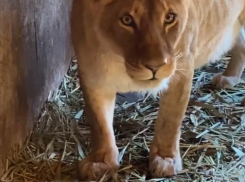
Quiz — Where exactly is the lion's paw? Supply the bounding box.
[78,148,119,180]
[212,73,240,89]
[150,154,182,177]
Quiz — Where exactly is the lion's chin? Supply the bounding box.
[134,77,171,97]
[126,68,173,94]
[130,75,170,91]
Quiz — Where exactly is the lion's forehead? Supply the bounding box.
[124,0,183,19]
[125,0,169,25]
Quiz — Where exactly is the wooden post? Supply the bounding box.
[0,0,72,175]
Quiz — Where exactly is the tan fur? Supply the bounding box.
[71,0,245,180]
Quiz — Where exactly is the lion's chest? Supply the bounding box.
[192,1,243,69]
[194,23,240,69]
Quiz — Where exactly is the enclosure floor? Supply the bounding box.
[2,58,245,182]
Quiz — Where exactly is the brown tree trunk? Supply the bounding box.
[0,0,72,175]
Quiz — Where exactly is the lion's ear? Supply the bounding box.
[100,0,114,5]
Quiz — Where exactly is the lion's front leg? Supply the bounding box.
[150,59,193,177]
[78,87,119,180]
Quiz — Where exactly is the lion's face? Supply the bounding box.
[96,0,189,83]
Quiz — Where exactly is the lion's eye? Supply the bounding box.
[165,12,177,24]
[121,15,134,26]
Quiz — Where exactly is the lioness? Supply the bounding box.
[71,0,245,180]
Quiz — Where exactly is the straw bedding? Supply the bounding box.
[1,57,245,182]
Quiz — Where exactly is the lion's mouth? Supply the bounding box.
[124,60,174,83]
[125,66,161,81]
[149,77,158,81]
